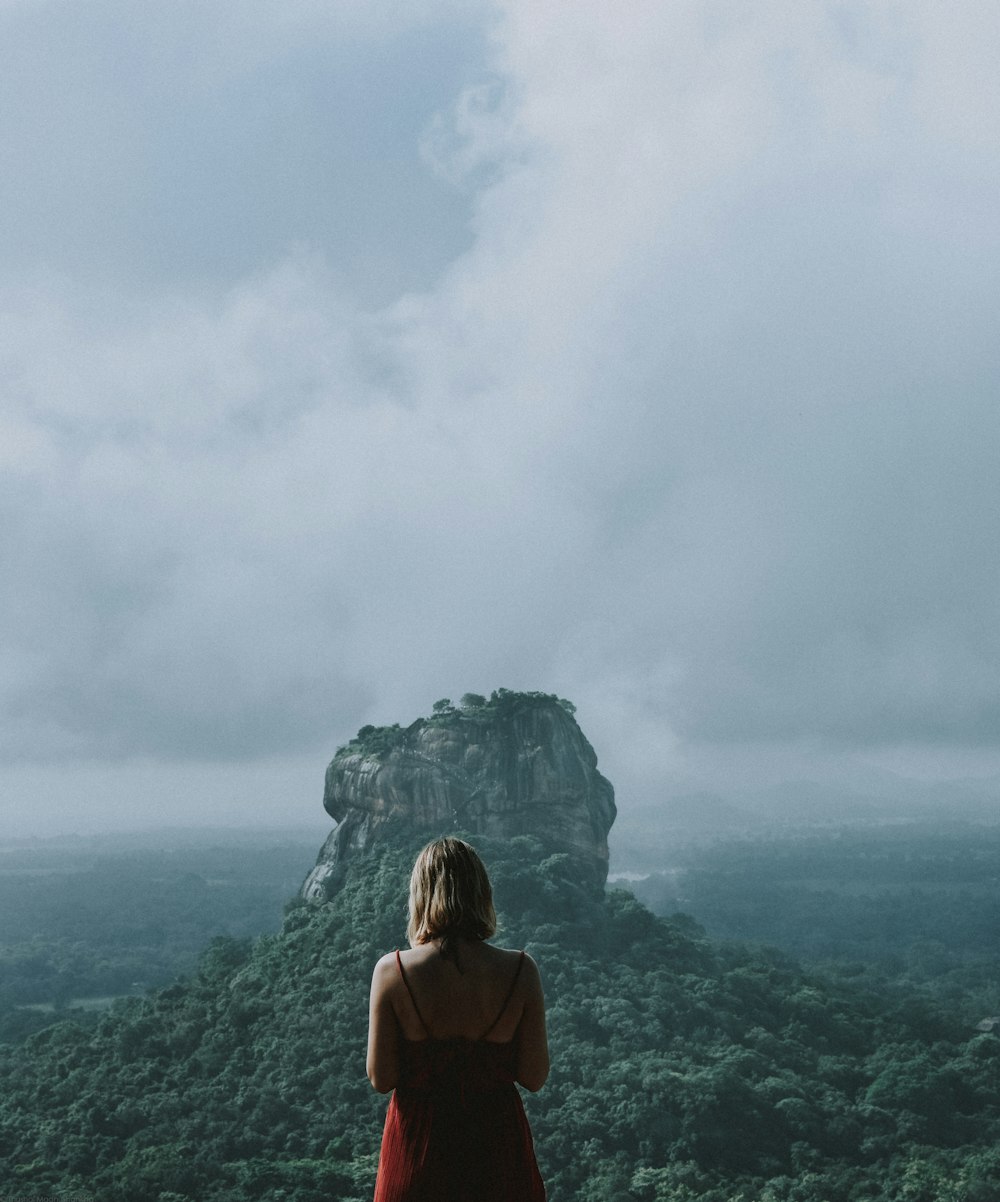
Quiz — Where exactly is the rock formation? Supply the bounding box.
[300,690,616,900]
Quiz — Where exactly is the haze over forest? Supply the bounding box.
[2,2,999,838]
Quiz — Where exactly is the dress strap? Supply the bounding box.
[395,950,431,1036]
[482,950,526,1040]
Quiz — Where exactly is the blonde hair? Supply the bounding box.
[407,837,497,949]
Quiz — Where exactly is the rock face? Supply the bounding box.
[300,691,616,900]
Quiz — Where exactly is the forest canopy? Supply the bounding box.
[1,832,998,1201]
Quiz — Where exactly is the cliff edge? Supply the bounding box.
[301,690,616,900]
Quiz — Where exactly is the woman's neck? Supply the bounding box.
[430,933,482,971]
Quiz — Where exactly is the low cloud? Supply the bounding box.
[2,2,998,826]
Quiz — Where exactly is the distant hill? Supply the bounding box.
[611,772,1000,875]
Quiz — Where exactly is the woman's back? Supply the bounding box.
[369,938,548,1092]
[394,941,527,1043]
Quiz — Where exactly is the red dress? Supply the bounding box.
[373,950,546,1202]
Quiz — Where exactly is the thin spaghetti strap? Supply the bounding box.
[482,950,526,1040]
[395,950,431,1036]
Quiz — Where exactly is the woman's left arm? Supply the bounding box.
[514,954,550,1092]
[367,954,401,1093]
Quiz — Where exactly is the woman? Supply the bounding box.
[367,837,549,1201]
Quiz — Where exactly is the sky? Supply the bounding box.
[2,1,999,838]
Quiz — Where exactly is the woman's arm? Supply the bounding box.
[515,954,550,1092]
[366,954,400,1093]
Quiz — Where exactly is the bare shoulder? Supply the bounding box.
[371,951,398,985]
[491,944,525,960]
[519,951,543,991]
[495,945,542,987]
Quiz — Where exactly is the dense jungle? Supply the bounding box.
[1,824,998,1201]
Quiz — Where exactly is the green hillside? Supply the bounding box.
[1,834,998,1201]
[0,835,321,1043]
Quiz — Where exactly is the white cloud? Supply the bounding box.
[909,0,1000,150]
[2,2,999,830]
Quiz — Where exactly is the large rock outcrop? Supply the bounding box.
[301,691,616,900]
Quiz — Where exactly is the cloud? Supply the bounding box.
[2,0,999,822]
[394,1,1000,759]
[0,0,487,300]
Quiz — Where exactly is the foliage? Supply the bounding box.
[627,824,1000,1022]
[334,690,580,760]
[0,837,318,1043]
[1,833,998,1200]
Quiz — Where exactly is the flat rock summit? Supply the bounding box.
[301,690,616,900]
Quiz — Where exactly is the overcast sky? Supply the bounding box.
[2,1,999,838]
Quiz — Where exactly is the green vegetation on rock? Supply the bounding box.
[334,690,579,759]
